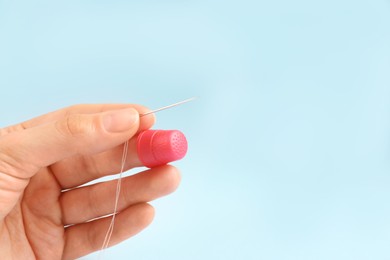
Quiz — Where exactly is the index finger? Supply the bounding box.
[3,104,156,134]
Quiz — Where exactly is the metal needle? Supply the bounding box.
[140,97,197,117]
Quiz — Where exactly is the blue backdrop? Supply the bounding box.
[1,1,390,259]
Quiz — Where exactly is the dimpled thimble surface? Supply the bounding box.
[137,130,188,168]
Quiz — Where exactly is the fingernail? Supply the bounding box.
[103,108,139,133]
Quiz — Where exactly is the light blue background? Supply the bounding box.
[1,0,390,259]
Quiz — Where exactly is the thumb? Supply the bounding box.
[0,107,140,179]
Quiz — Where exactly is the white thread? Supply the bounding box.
[99,140,129,257]
[98,98,196,258]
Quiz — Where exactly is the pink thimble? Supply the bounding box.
[137,130,188,168]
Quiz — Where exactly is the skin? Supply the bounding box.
[0,104,181,260]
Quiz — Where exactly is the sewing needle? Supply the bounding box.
[140,97,197,117]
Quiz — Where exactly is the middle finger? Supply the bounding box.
[60,165,181,225]
[51,136,142,189]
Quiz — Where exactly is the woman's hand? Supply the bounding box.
[0,104,181,259]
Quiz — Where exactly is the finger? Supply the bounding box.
[0,108,140,179]
[2,103,155,135]
[60,165,180,225]
[51,128,187,189]
[50,135,142,189]
[63,203,154,260]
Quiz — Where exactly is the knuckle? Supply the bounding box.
[63,104,80,117]
[0,144,36,180]
[0,124,26,136]
[0,128,7,136]
[88,184,102,217]
[56,114,97,138]
[87,222,99,251]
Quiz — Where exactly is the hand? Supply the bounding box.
[0,104,181,259]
